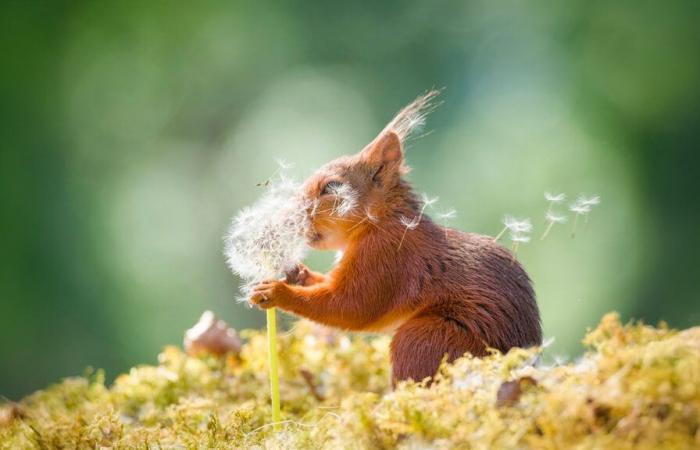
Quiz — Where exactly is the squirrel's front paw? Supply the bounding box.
[250,280,290,309]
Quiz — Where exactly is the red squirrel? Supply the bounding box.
[250,91,542,384]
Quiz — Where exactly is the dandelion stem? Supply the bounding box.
[493,226,508,242]
[541,221,554,240]
[266,308,281,432]
[397,225,410,251]
[571,214,579,238]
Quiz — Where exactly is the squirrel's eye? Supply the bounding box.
[321,181,343,196]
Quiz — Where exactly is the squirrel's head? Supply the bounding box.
[300,90,441,250]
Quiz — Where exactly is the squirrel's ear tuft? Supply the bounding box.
[361,131,403,166]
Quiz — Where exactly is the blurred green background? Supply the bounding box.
[2,1,699,400]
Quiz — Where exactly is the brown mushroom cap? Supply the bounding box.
[184,311,242,357]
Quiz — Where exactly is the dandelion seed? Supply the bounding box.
[399,215,420,230]
[544,191,566,221]
[569,194,600,238]
[511,233,531,243]
[437,209,457,221]
[326,183,359,217]
[494,216,532,242]
[580,195,600,206]
[510,232,531,255]
[397,193,437,250]
[435,208,457,239]
[420,193,439,208]
[540,211,568,240]
[544,192,566,204]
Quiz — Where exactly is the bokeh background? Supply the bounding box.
[2,1,699,400]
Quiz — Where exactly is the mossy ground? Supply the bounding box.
[2,313,699,449]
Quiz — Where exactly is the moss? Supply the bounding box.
[2,314,700,449]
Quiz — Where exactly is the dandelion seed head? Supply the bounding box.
[510,233,531,244]
[544,192,566,203]
[224,171,310,300]
[437,209,457,220]
[570,194,600,215]
[545,212,568,224]
[503,216,533,234]
[420,192,439,208]
[580,195,601,206]
[326,183,359,216]
[569,203,592,215]
[399,215,420,230]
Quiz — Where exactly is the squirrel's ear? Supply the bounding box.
[360,131,403,166]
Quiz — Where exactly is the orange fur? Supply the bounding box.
[251,94,541,384]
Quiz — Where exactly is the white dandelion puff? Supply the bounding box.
[224,169,311,301]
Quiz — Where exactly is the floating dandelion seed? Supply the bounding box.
[544,192,566,203]
[397,193,439,250]
[544,192,566,218]
[437,209,457,221]
[494,216,532,242]
[399,215,420,230]
[436,208,457,239]
[257,159,295,187]
[569,195,600,238]
[580,195,601,206]
[510,232,531,255]
[541,211,568,240]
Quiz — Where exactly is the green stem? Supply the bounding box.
[266,308,281,431]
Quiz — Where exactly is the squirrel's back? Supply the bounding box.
[390,222,542,352]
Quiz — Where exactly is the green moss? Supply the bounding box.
[2,314,700,449]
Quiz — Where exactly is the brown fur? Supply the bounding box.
[251,93,542,385]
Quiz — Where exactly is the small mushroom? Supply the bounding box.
[184,311,242,357]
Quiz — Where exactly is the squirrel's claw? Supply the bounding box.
[250,279,289,309]
[285,264,312,286]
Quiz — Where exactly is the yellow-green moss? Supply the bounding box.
[2,314,699,449]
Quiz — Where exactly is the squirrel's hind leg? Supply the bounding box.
[390,308,487,386]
